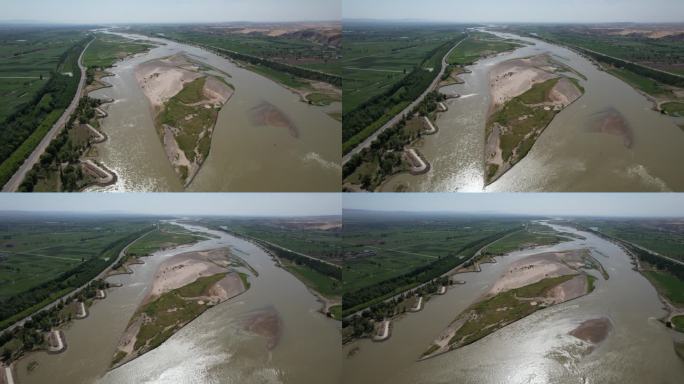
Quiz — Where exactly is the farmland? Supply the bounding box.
[342,24,465,113]
[0,26,86,121]
[577,218,684,262]
[342,215,524,315]
[0,214,153,329]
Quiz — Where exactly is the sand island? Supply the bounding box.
[136,54,234,186]
[420,248,606,360]
[485,54,585,185]
[111,247,250,368]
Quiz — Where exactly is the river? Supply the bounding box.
[342,222,684,383]
[381,30,684,192]
[88,32,341,192]
[15,222,340,384]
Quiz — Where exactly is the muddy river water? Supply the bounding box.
[343,222,684,383]
[88,32,340,192]
[15,223,340,384]
[382,30,684,192]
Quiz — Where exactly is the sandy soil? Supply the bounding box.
[488,251,578,295]
[148,248,232,300]
[489,55,557,107]
[135,55,202,108]
[569,317,612,344]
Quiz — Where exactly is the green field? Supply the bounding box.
[484,227,566,255]
[661,101,684,117]
[342,26,464,113]
[642,270,684,307]
[0,219,150,300]
[580,220,684,262]
[83,34,155,69]
[0,27,86,121]
[343,219,522,293]
[220,219,342,265]
[607,67,672,96]
[137,27,340,76]
[285,261,341,298]
[126,227,206,257]
[447,33,522,65]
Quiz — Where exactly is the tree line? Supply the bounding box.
[0,37,88,187]
[258,240,342,280]
[342,90,446,188]
[18,97,102,192]
[163,36,341,87]
[342,227,521,316]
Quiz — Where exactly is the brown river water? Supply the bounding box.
[15,222,340,384]
[343,222,684,384]
[88,32,341,192]
[382,30,684,192]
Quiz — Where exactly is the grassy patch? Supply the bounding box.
[284,260,341,298]
[642,270,684,306]
[661,102,684,117]
[329,305,342,320]
[607,67,672,97]
[83,34,155,69]
[448,275,578,348]
[126,229,205,257]
[671,315,684,332]
[447,35,521,65]
[306,92,340,106]
[134,273,226,351]
[238,272,251,289]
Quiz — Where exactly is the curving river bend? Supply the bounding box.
[382,30,684,192]
[15,222,340,384]
[343,222,684,384]
[88,32,341,192]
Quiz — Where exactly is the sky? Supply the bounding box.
[344,193,684,218]
[0,0,340,24]
[343,0,684,23]
[0,193,341,217]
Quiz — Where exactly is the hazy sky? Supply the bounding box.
[0,0,340,24]
[344,0,684,23]
[0,194,341,217]
[344,193,684,218]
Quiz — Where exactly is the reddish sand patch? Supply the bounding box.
[569,317,612,344]
[243,307,282,350]
[588,108,633,148]
[250,101,298,138]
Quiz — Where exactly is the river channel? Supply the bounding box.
[15,222,340,384]
[343,222,684,383]
[88,32,340,192]
[382,31,684,192]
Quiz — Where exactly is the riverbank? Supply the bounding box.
[219,229,341,318]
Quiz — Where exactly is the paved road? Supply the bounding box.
[342,35,469,164]
[0,228,154,335]
[2,38,94,192]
